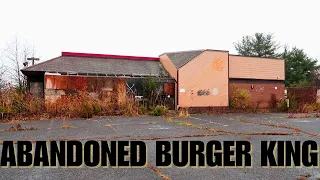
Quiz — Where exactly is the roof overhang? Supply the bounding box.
[40,71,174,80]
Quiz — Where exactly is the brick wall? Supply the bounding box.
[229,79,285,108]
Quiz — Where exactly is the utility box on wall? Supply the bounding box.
[30,81,44,97]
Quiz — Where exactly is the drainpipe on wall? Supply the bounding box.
[176,70,179,111]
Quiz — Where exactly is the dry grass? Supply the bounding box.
[147,164,172,180]
[0,85,142,121]
[297,173,313,180]
[46,91,141,118]
[61,125,76,129]
[0,88,44,120]
[6,124,39,131]
[178,108,190,118]
[287,113,313,119]
[178,120,194,127]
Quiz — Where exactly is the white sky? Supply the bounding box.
[0,0,319,61]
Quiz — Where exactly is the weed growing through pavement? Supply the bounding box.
[61,125,76,129]
[6,124,39,131]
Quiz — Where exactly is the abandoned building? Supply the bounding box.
[160,50,284,109]
[21,49,285,110]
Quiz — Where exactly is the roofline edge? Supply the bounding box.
[62,52,160,61]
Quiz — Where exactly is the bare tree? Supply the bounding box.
[0,64,6,89]
[4,37,32,90]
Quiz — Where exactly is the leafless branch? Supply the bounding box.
[3,37,33,90]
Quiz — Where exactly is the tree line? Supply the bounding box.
[234,33,318,87]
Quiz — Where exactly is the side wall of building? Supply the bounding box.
[159,54,177,80]
[178,50,229,107]
[229,55,285,80]
[229,79,285,108]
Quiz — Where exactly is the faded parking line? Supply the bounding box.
[190,117,228,127]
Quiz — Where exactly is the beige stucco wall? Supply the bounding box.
[229,55,285,80]
[160,54,177,80]
[178,50,229,107]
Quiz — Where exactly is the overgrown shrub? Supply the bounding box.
[46,91,141,118]
[92,104,101,115]
[301,102,320,113]
[277,94,304,112]
[141,76,159,109]
[0,87,44,118]
[287,94,299,112]
[278,99,289,112]
[80,103,94,118]
[139,105,148,115]
[230,88,251,109]
[151,105,168,116]
[0,85,145,120]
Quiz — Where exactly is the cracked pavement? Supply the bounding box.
[0,113,319,180]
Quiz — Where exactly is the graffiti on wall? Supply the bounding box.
[197,89,210,96]
[255,87,265,92]
[212,58,224,71]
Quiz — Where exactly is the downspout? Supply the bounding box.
[228,53,230,108]
[176,69,179,111]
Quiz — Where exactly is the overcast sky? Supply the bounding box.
[0,0,319,61]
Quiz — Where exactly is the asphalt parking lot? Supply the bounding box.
[0,113,319,180]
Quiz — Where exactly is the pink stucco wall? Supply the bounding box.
[178,50,229,107]
[159,54,177,80]
[229,55,285,80]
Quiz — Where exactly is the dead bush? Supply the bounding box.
[0,83,143,120]
[0,87,45,119]
[178,108,190,118]
[46,91,141,118]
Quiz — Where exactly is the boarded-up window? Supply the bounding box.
[164,83,175,95]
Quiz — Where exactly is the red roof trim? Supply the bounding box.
[62,52,160,61]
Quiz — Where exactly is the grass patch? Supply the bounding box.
[151,105,168,116]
